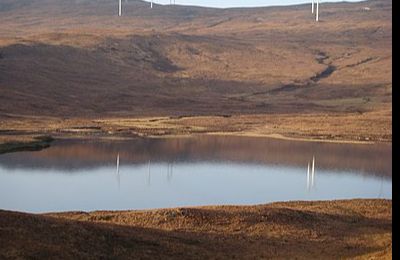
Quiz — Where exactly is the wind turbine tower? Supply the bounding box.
[316,0,319,21]
[151,0,153,8]
[118,0,122,16]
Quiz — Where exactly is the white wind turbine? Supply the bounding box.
[118,0,122,16]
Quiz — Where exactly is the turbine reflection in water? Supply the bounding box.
[306,156,316,192]
[166,161,174,183]
[147,160,151,186]
[116,153,120,190]
[0,136,390,213]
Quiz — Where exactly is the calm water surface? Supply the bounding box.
[0,136,392,213]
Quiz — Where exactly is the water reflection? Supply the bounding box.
[0,136,391,179]
[306,156,316,191]
[116,157,175,188]
[116,153,120,190]
[0,136,392,213]
[147,160,151,186]
[166,162,173,183]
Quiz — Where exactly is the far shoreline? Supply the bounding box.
[0,110,392,154]
[0,130,387,155]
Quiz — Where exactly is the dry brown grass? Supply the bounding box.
[0,108,391,146]
[0,199,391,259]
[0,2,392,257]
[0,0,392,118]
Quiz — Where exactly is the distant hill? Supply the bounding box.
[0,0,392,117]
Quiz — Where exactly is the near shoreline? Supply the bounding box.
[0,199,392,259]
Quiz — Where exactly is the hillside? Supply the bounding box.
[0,199,392,259]
[0,0,392,118]
[0,3,393,257]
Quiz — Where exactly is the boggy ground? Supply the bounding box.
[0,199,392,259]
[0,109,392,154]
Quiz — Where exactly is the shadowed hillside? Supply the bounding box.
[0,0,392,118]
[0,199,392,259]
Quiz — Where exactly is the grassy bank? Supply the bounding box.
[0,110,392,152]
[0,135,54,154]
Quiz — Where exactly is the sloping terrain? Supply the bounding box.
[0,199,392,259]
[0,0,392,118]
[0,3,393,257]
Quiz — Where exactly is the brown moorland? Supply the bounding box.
[0,0,392,146]
[0,199,392,259]
[0,1,392,258]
